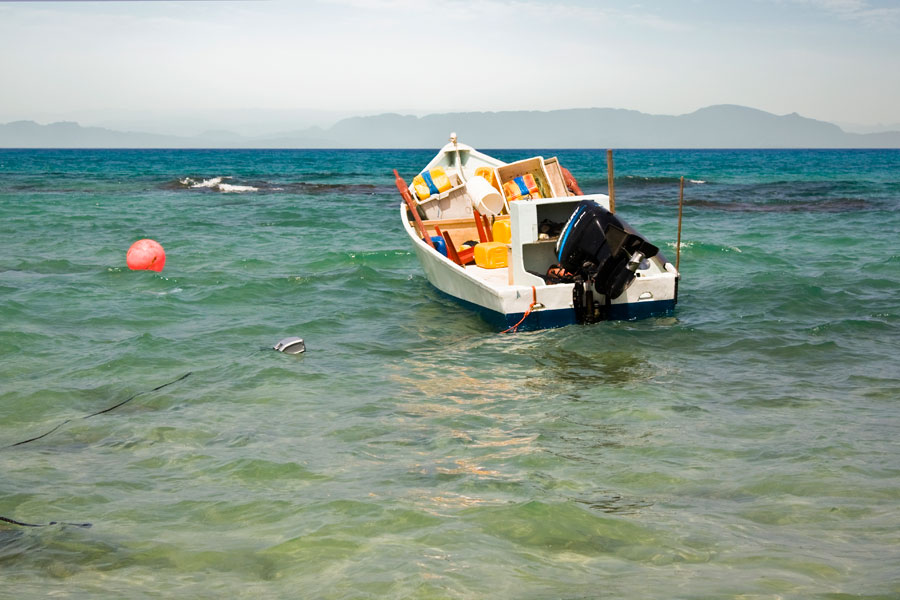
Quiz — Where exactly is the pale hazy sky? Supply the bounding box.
[1,0,899,130]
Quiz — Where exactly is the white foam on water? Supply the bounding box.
[667,241,692,250]
[179,176,258,193]
[217,183,258,193]
[192,177,224,189]
[145,287,182,296]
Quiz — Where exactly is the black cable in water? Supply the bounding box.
[3,344,297,529]
[83,371,192,418]
[0,373,192,528]
[3,371,193,449]
[0,515,91,529]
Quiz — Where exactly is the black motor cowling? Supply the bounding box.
[556,200,659,299]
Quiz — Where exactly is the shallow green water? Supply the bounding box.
[1,149,898,598]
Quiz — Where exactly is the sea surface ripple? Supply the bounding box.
[1,148,898,599]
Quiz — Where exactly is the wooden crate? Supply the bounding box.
[496,157,552,202]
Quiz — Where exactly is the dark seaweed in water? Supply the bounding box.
[163,177,388,195]
[685,196,874,213]
[276,182,389,195]
[574,175,695,190]
[616,179,881,212]
[711,180,875,209]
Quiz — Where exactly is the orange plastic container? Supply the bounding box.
[492,219,511,244]
[474,166,500,191]
[502,173,542,202]
[474,241,508,269]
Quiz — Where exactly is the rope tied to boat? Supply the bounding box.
[501,286,537,334]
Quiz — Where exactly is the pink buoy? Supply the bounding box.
[126,239,166,272]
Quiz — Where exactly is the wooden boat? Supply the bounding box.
[394,134,679,331]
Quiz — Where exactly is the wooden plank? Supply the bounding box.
[482,214,493,242]
[473,209,488,243]
[415,214,510,228]
[438,227,462,265]
[543,157,568,197]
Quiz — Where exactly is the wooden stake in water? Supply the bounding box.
[676,176,684,272]
[606,149,616,213]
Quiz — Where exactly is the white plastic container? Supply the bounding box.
[415,172,472,220]
[465,175,504,216]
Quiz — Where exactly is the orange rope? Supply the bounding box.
[501,286,537,334]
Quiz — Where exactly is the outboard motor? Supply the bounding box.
[556,200,659,311]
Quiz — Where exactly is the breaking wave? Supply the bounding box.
[177,176,260,193]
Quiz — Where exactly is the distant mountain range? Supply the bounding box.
[2,105,899,149]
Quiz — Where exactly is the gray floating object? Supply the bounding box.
[274,337,306,354]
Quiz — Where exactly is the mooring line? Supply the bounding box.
[0,515,92,529]
[0,372,193,529]
[3,371,193,449]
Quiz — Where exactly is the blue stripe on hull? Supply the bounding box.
[500,307,578,331]
[436,289,675,331]
[608,299,676,321]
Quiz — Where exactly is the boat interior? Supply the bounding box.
[398,140,672,291]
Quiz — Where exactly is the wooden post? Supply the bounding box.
[676,176,684,272]
[606,149,616,213]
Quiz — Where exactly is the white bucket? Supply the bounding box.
[465,175,504,216]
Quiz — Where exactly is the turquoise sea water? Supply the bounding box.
[1,148,898,598]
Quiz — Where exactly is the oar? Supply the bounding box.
[394,169,434,249]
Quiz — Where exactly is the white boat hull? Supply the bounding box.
[402,206,676,330]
